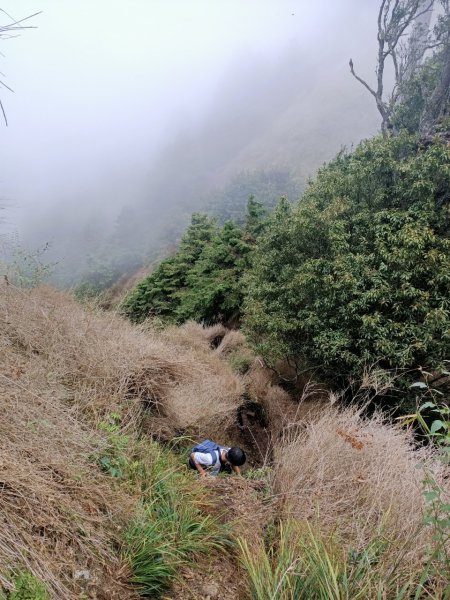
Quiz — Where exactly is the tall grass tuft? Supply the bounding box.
[239,520,431,600]
[123,442,230,598]
[239,522,305,600]
[273,404,449,581]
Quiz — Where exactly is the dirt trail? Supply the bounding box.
[170,477,274,600]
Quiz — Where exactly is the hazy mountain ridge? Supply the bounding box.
[94,52,380,289]
[13,38,380,287]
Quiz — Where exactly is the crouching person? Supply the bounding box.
[188,439,246,478]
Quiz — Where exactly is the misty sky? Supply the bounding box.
[0,0,382,279]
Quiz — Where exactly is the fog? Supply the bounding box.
[0,0,382,285]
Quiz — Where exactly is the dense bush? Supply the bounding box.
[122,213,217,322]
[244,132,450,382]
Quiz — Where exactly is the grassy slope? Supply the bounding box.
[0,284,233,597]
[0,282,448,598]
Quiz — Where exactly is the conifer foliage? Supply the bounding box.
[122,199,266,325]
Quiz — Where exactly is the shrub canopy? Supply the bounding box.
[244,133,450,381]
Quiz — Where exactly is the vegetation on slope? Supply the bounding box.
[122,198,267,325]
[2,3,449,596]
[120,0,450,393]
[0,282,449,598]
[124,130,450,391]
[0,283,241,598]
[244,132,450,385]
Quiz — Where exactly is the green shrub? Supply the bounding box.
[227,350,252,374]
[399,373,450,592]
[0,243,54,288]
[243,466,273,482]
[122,213,218,323]
[92,419,230,597]
[122,199,267,325]
[96,413,130,478]
[244,133,450,385]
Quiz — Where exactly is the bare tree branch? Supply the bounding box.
[349,0,438,134]
[0,79,13,92]
[0,10,40,33]
[349,60,378,99]
[0,97,7,125]
[0,10,40,125]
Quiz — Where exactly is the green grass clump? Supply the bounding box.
[238,521,443,600]
[227,350,252,374]
[0,571,49,600]
[122,442,230,598]
[92,421,230,598]
[96,413,130,478]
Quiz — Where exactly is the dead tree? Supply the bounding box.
[0,9,39,125]
[349,0,434,134]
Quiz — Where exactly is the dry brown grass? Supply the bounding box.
[215,330,246,355]
[0,283,247,597]
[0,284,189,429]
[0,344,137,598]
[243,361,328,444]
[161,322,244,440]
[0,285,245,442]
[4,280,447,595]
[273,402,450,576]
[164,321,227,350]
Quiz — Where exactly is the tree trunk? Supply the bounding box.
[403,1,433,84]
[420,43,450,134]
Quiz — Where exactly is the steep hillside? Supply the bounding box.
[1,282,448,598]
[0,282,277,598]
[219,69,379,182]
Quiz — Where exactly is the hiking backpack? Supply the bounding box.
[190,439,227,466]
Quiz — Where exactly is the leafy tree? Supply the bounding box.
[244,196,267,241]
[391,50,445,132]
[244,132,450,383]
[177,220,248,324]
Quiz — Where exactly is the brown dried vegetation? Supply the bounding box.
[273,404,450,577]
[0,284,245,598]
[1,281,448,597]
